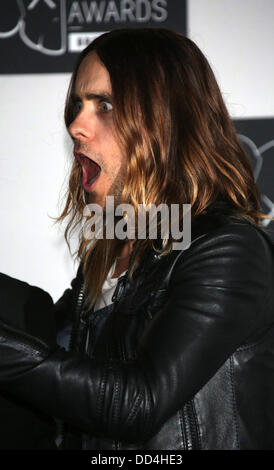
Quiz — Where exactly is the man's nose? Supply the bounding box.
[68,111,95,141]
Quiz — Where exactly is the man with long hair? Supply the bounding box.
[0,29,274,450]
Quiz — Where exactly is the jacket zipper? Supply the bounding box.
[58,282,85,449]
[69,282,85,351]
[182,400,200,450]
[112,273,128,452]
[111,272,128,303]
[77,276,127,450]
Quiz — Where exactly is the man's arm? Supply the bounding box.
[0,224,272,442]
[0,273,56,344]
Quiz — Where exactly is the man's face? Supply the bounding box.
[69,51,125,207]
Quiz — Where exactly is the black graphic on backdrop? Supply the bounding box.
[0,0,187,74]
[234,118,274,235]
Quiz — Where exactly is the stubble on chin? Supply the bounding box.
[86,165,126,209]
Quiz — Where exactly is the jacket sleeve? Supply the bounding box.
[0,273,56,345]
[53,262,82,333]
[0,224,272,442]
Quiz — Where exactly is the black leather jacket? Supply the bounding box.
[0,208,274,450]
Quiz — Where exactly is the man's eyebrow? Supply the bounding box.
[72,92,112,102]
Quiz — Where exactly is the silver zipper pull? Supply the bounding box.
[111,275,127,303]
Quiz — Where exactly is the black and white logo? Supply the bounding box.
[0,0,186,73]
[0,0,66,55]
[234,118,274,231]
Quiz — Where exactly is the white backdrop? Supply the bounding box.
[0,0,274,302]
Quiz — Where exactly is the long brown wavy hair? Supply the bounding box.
[57,28,266,308]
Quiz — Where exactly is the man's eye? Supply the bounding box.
[72,100,82,117]
[99,101,113,113]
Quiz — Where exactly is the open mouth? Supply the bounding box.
[75,153,101,191]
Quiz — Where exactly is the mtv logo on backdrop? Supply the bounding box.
[0,0,186,73]
[0,0,67,56]
[234,118,274,233]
